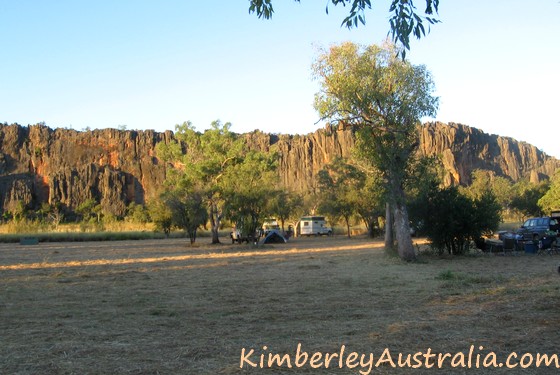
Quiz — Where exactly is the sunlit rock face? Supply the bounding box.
[0,122,557,214]
[417,122,558,186]
[0,123,172,216]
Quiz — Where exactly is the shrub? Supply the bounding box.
[422,186,501,255]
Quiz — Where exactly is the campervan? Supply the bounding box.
[299,216,333,236]
[262,218,280,235]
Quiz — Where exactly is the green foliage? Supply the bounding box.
[313,41,438,260]
[538,170,560,214]
[267,191,304,231]
[157,120,279,243]
[460,170,514,213]
[76,198,98,222]
[352,167,386,237]
[34,201,65,228]
[10,201,28,223]
[125,202,150,224]
[157,120,244,243]
[406,156,443,235]
[422,186,501,255]
[316,157,382,237]
[222,150,278,238]
[162,189,208,244]
[313,42,438,186]
[248,0,440,58]
[459,171,553,221]
[148,199,173,236]
[473,190,502,238]
[511,179,549,219]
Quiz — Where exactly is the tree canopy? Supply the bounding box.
[422,186,501,255]
[313,41,438,260]
[538,170,560,214]
[156,120,279,244]
[248,0,440,57]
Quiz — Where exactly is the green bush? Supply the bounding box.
[422,187,501,255]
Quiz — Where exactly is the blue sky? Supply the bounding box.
[1,0,559,157]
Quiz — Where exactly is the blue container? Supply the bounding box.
[524,242,537,254]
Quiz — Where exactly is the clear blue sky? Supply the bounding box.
[1,0,559,157]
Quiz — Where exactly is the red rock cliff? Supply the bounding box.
[0,122,557,216]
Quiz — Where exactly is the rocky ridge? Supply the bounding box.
[0,122,557,216]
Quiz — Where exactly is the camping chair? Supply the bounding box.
[503,237,517,256]
[548,238,559,255]
[537,237,557,255]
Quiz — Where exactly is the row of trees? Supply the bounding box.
[315,152,560,255]
[154,120,302,244]
[2,41,558,259]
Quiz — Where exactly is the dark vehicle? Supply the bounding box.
[516,216,559,241]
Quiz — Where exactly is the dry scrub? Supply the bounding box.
[1,236,559,374]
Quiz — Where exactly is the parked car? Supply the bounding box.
[516,216,559,241]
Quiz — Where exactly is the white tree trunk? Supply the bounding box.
[393,201,416,261]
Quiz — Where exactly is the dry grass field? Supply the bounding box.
[1,235,560,374]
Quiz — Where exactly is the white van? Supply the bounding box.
[299,216,333,236]
[262,218,280,234]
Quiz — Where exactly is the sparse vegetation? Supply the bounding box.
[2,236,559,374]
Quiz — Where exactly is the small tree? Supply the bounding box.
[538,170,560,214]
[157,120,244,244]
[268,190,304,232]
[148,199,173,236]
[163,189,208,245]
[47,201,64,229]
[511,180,549,219]
[406,156,443,236]
[223,150,278,240]
[76,198,98,222]
[316,157,366,237]
[354,166,387,237]
[126,202,150,224]
[461,169,514,218]
[422,186,501,255]
[11,201,27,223]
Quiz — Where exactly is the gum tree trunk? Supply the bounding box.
[384,202,394,250]
[209,202,221,244]
[392,193,416,261]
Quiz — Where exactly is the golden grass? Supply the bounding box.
[1,236,560,374]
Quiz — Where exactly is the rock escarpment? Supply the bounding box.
[0,122,557,216]
[418,122,559,186]
[0,124,172,216]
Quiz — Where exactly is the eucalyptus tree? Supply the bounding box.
[163,188,208,245]
[316,157,365,237]
[460,170,514,215]
[511,179,549,220]
[267,190,304,232]
[222,150,279,239]
[538,170,560,214]
[157,120,244,243]
[313,42,438,260]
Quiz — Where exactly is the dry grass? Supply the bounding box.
[1,236,560,374]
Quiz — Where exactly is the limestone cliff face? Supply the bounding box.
[0,122,557,216]
[0,123,173,216]
[242,129,356,192]
[418,122,559,186]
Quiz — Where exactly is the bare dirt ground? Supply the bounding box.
[1,235,559,374]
